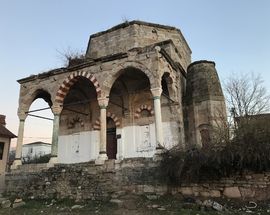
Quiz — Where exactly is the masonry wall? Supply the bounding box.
[5,159,270,201]
[185,61,226,147]
[86,21,191,70]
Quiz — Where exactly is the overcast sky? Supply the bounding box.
[1,0,270,147]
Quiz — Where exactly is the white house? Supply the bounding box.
[22,142,51,162]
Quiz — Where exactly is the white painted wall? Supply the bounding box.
[58,131,99,164]
[163,121,180,149]
[58,121,179,163]
[118,123,156,158]
[22,144,51,161]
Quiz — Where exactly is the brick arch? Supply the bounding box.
[93,112,121,130]
[55,71,101,105]
[134,104,154,119]
[104,61,157,94]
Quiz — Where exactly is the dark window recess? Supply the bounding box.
[161,76,169,97]
[0,142,4,160]
[200,129,211,148]
[141,109,151,117]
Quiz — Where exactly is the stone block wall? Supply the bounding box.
[185,60,227,147]
[178,173,270,200]
[86,21,191,70]
[5,159,270,201]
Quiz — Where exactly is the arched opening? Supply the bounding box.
[160,72,181,149]
[200,129,211,148]
[23,90,53,163]
[161,74,170,98]
[109,67,151,120]
[60,76,98,134]
[106,117,117,159]
[161,72,174,103]
[108,67,154,158]
[58,76,99,163]
[55,72,101,105]
[198,124,211,148]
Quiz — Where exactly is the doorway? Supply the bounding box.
[106,117,117,159]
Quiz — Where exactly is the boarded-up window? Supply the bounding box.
[0,142,4,160]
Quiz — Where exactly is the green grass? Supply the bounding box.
[0,195,269,215]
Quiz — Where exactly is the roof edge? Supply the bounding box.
[90,20,179,38]
[187,60,215,71]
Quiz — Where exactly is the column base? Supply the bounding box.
[116,154,124,161]
[95,153,108,165]
[11,159,22,170]
[47,156,58,167]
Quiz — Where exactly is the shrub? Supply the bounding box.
[57,48,85,67]
[161,117,270,184]
[22,154,51,164]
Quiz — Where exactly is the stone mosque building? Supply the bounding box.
[12,21,226,168]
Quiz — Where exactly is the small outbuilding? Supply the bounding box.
[0,114,16,192]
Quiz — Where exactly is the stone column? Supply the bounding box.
[48,105,62,165]
[151,87,164,153]
[11,112,27,169]
[95,97,109,165]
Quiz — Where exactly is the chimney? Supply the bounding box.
[0,115,6,126]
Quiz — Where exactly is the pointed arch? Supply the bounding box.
[32,89,53,107]
[20,88,53,114]
[55,71,101,105]
[105,61,157,94]
[161,70,177,102]
[93,112,121,130]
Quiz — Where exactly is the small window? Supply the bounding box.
[200,129,211,148]
[140,109,151,118]
[0,142,4,160]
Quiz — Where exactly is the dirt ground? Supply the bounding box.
[1,195,270,215]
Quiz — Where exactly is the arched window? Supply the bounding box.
[200,129,211,148]
[140,109,151,118]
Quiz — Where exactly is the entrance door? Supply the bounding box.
[106,117,117,159]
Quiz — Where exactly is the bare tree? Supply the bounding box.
[225,73,270,117]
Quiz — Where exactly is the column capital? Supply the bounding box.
[98,97,109,109]
[52,105,63,115]
[151,87,163,99]
[154,45,161,52]
[17,109,27,121]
